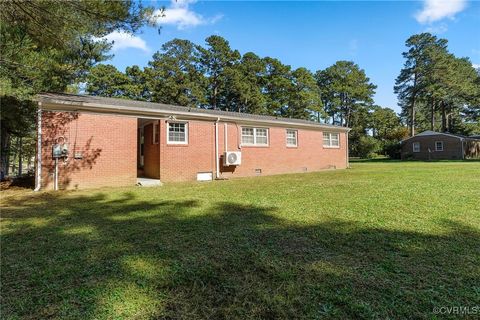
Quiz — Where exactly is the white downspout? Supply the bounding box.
[215,118,220,179]
[224,123,228,153]
[34,103,42,191]
[346,131,350,168]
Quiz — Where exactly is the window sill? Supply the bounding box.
[286,145,298,148]
[323,146,340,149]
[241,144,269,148]
[166,143,189,147]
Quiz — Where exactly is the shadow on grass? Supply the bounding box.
[1,192,479,319]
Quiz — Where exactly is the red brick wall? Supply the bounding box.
[142,122,160,178]
[40,111,137,190]
[401,135,463,160]
[159,120,348,182]
[39,112,348,187]
[159,119,216,181]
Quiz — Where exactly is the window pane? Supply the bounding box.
[168,123,186,143]
[287,130,297,146]
[242,127,268,145]
[242,127,254,144]
[323,132,330,146]
[242,135,254,144]
[255,128,268,145]
[413,142,420,152]
[256,136,268,145]
[256,128,267,137]
[331,133,339,146]
[242,127,254,136]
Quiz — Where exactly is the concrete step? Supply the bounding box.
[136,177,163,187]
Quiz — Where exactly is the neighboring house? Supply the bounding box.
[35,93,350,190]
[401,130,480,160]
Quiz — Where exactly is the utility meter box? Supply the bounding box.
[52,144,69,158]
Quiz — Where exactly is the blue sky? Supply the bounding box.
[103,0,480,112]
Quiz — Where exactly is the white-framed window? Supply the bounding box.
[241,127,269,146]
[167,122,188,144]
[323,132,340,148]
[286,129,298,147]
[153,122,159,144]
[435,141,444,151]
[413,142,420,153]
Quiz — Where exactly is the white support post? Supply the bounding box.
[54,158,58,191]
[34,103,42,191]
[215,118,220,179]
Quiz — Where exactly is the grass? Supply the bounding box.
[1,162,479,319]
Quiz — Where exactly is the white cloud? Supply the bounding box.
[472,63,480,69]
[153,0,222,30]
[101,31,149,52]
[415,0,467,24]
[425,23,449,34]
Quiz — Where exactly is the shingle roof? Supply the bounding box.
[35,92,349,131]
[401,130,478,142]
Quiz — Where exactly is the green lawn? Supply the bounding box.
[1,162,479,319]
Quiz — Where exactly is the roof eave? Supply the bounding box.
[37,98,351,132]
[401,132,464,143]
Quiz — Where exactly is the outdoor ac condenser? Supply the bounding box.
[223,151,242,166]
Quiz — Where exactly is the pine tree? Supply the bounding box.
[315,61,376,127]
[394,33,447,136]
[145,39,207,107]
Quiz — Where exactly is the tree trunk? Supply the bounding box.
[410,95,416,137]
[447,112,453,132]
[430,98,435,131]
[11,137,20,176]
[1,130,11,179]
[410,73,418,137]
[441,101,447,132]
[212,81,218,110]
[18,136,23,176]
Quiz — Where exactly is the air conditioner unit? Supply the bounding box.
[224,151,241,166]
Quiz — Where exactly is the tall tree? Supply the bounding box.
[0,0,154,178]
[285,68,322,120]
[394,33,447,136]
[315,61,376,127]
[200,35,240,110]
[227,52,267,114]
[145,39,207,107]
[262,57,293,116]
[86,64,132,98]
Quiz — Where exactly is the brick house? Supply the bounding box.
[400,130,480,160]
[35,93,350,190]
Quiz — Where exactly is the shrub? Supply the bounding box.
[384,142,402,159]
[357,136,381,159]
